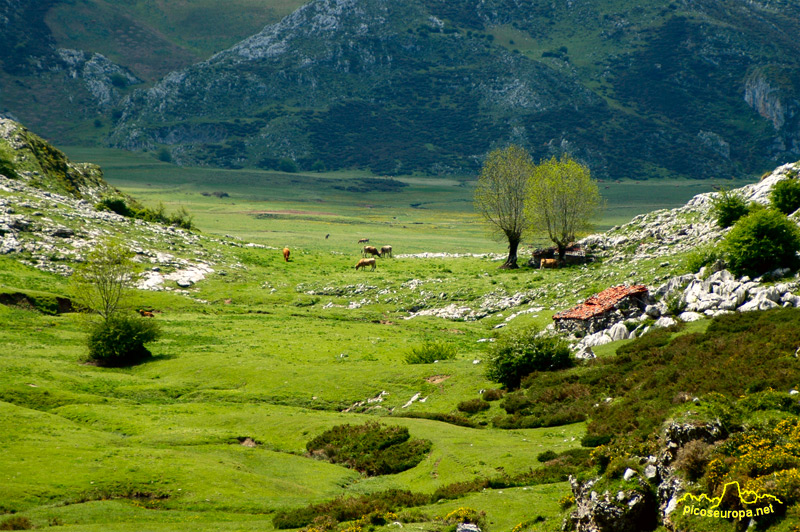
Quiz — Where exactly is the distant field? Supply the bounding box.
[61,146,754,252]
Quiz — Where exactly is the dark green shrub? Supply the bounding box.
[96,197,133,217]
[537,450,558,462]
[157,148,172,163]
[277,158,298,173]
[86,315,161,366]
[482,388,505,401]
[404,341,456,364]
[392,411,479,428]
[0,516,33,530]
[722,209,800,276]
[457,399,490,414]
[711,188,749,228]
[485,328,572,389]
[306,422,431,476]
[770,178,800,215]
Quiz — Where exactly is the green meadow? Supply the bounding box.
[0,149,760,530]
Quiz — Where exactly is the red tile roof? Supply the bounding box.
[553,284,648,321]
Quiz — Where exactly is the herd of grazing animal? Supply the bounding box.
[356,241,393,270]
[279,239,392,271]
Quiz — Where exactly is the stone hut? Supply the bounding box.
[553,284,649,334]
[529,243,589,267]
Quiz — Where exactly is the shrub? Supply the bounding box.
[673,440,711,482]
[722,209,800,276]
[157,148,172,163]
[771,178,800,215]
[457,399,490,414]
[482,388,505,401]
[306,422,431,476]
[86,315,161,366]
[684,245,724,274]
[277,158,298,173]
[96,197,133,217]
[485,328,572,389]
[404,341,456,364]
[711,188,750,228]
[537,450,558,462]
[0,516,33,530]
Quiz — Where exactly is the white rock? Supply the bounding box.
[623,468,637,481]
[678,311,704,322]
[575,345,596,360]
[654,317,676,328]
[608,322,629,341]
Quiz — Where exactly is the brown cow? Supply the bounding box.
[355,258,376,271]
[358,238,370,244]
[138,309,154,317]
[362,245,381,257]
[380,245,393,258]
[540,258,558,269]
[283,247,290,262]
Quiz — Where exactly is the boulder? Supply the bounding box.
[678,311,704,322]
[644,305,661,318]
[575,345,596,360]
[608,322,631,341]
[654,317,676,328]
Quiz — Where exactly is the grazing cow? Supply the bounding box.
[355,258,376,271]
[138,309,154,317]
[358,238,369,244]
[540,258,558,269]
[380,245,393,258]
[283,247,290,262]
[362,245,381,257]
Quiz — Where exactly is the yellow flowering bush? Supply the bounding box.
[443,506,485,525]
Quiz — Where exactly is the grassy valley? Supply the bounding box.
[2,125,800,531]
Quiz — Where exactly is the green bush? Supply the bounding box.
[157,148,172,163]
[482,388,505,401]
[306,422,431,476]
[404,340,456,364]
[770,178,800,215]
[485,328,572,389]
[86,315,161,366]
[0,516,33,530]
[457,399,490,414]
[684,245,723,274]
[537,450,558,462]
[711,188,750,228]
[722,208,800,276]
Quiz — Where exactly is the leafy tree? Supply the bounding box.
[72,239,161,365]
[711,187,749,228]
[770,178,800,215]
[526,154,601,262]
[72,239,135,322]
[723,208,800,276]
[473,145,534,268]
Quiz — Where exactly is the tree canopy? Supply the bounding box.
[473,145,534,268]
[526,154,601,260]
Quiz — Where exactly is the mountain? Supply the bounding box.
[3,0,800,179]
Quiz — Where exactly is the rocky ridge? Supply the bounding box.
[0,119,237,290]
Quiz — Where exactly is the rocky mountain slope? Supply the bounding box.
[106,0,800,179]
[3,0,800,178]
[0,118,243,288]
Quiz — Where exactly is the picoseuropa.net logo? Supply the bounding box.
[678,481,783,521]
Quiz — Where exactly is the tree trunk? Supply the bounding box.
[501,236,520,269]
[556,242,567,265]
